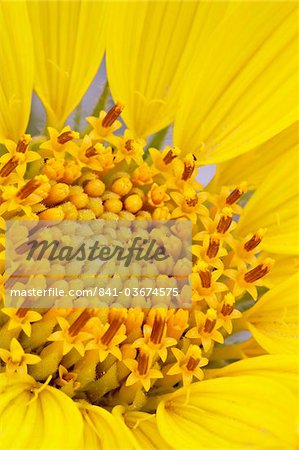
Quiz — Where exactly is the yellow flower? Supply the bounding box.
[0,1,297,448]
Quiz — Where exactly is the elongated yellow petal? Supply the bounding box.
[27,1,106,129]
[243,273,299,355]
[262,252,299,288]
[78,402,138,450]
[0,373,83,449]
[237,147,298,255]
[174,3,298,163]
[0,1,33,141]
[205,355,298,395]
[106,1,228,138]
[210,122,298,190]
[157,376,296,449]
[113,407,172,450]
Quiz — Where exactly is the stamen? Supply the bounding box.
[85,146,98,158]
[101,313,125,346]
[181,154,196,181]
[186,197,198,207]
[102,102,123,128]
[244,259,273,283]
[16,135,30,153]
[203,309,217,333]
[57,131,75,145]
[206,237,220,258]
[163,150,178,165]
[124,140,134,153]
[216,209,233,233]
[16,308,29,318]
[199,269,211,288]
[69,309,93,337]
[221,303,234,316]
[17,179,41,199]
[150,314,165,344]
[244,229,265,252]
[225,184,247,205]
[0,156,18,177]
[186,356,199,371]
[137,352,149,376]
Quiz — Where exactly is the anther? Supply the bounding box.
[85,146,98,158]
[163,149,178,165]
[17,179,41,199]
[244,259,273,283]
[225,184,247,205]
[186,356,199,371]
[150,314,165,345]
[69,309,93,337]
[16,135,31,153]
[206,237,220,258]
[0,156,18,177]
[216,208,233,233]
[185,197,198,207]
[244,229,265,252]
[181,154,197,181]
[124,139,134,152]
[137,351,149,376]
[57,131,76,145]
[203,309,217,333]
[102,102,123,128]
[199,269,211,288]
[101,314,125,346]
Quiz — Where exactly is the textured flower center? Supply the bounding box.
[0,104,274,415]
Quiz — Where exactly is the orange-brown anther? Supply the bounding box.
[182,162,195,181]
[244,264,270,283]
[225,188,243,205]
[16,136,30,153]
[137,352,149,376]
[69,309,93,337]
[0,157,18,177]
[102,102,123,128]
[85,146,98,158]
[163,150,178,165]
[16,307,29,318]
[206,237,220,258]
[216,214,232,233]
[244,234,262,252]
[124,140,134,152]
[17,179,41,199]
[221,303,234,316]
[186,197,198,207]
[57,131,75,145]
[186,356,199,371]
[150,315,166,345]
[203,317,216,333]
[199,269,212,288]
[101,314,125,346]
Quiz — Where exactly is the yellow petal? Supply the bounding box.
[205,354,298,395]
[243,273,299,355]
[27,1,107,129]
[237,147,298,255]
[106,1,228,138]
[262,252,299,288]
[210,122,299,190]
[174,3,298,163]
[157,376,297,449]
[0,1,33,141]
[113,407,173,450]
[78,401,138,450]
[0,373,83,449]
